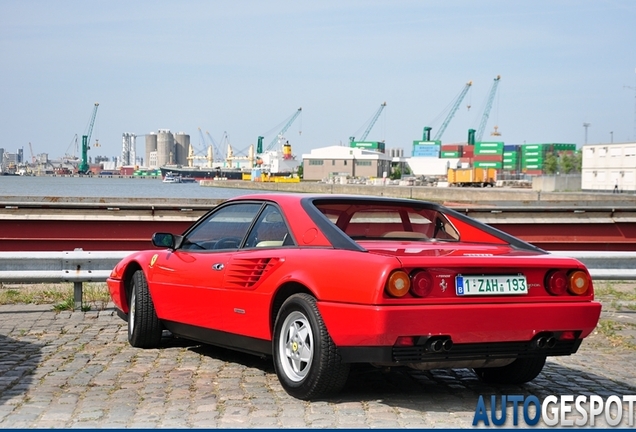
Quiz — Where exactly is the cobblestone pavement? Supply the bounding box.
[0,286,635,428]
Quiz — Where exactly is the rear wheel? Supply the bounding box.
[128,270,162,348]
[473,356,546,384]
[273,294,349,400]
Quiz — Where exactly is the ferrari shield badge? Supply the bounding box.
[150,254,158,267]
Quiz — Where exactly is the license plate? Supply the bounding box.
[456,274,528,296]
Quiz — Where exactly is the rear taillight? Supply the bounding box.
[410,270,434,297]
[568,270,591,295]
[386,271,411,297]
[546,269,591,296]
[546,270,568,295]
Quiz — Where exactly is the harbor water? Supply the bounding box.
[0,175,264,200]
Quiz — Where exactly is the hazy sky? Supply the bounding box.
[2,1,636,161]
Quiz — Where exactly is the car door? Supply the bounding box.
[149,202,263,331]
[221,204,293,339]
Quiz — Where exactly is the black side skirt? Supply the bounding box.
[162,320,272,356]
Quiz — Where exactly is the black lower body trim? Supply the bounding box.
[116,309,128,322]
[339,338,582,364]
[162,320,272,356]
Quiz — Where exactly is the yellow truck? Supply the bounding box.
[447,167,497,187]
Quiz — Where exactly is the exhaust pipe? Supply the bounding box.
[535,336,548,349]
[426,337,453,353]
[533,334,556,349]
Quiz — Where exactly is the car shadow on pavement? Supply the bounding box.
[188,342,276,373]
[163,336,636,413]
[334,361,636,410]
[0,334,42,407]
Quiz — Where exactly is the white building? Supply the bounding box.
[301,145,392,181]
[581,142,636,192]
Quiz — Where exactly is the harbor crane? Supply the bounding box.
[28,142,36,164]
[350,102,386,143]
[78,103,99,173]
[475,75,501,142]
[428,81,472,141]
[257,107,303,154]
[206,131,226,161]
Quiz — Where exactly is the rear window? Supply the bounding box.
[315,202,459,241]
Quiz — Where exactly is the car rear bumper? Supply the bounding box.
[317,300,601,362]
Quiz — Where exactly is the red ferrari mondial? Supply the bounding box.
[107,194,601,400]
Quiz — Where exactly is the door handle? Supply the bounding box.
[212,263,224,271]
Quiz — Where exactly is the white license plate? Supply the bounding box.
[456,274,528,296]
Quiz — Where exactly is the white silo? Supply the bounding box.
[156,129,174,167]
[145,133,158,168]
[174,132,190,166]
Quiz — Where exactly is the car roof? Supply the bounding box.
[230,193,435,206]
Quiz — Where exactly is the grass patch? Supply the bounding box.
[594,282,636,301]
[595,319,636,350]
[0,282,111,311]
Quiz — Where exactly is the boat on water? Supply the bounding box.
[162,172,198,184]
[160,167,246,182]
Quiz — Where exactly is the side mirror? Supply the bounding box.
[152,232,175,249]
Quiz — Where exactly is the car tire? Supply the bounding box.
[128,269,162,348]
[273,293,350,400]
[473,355,546,384]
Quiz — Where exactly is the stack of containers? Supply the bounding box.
[550,143,577,155]
[502,144,520,172]
[440,143,462,158]
[412,140,441,157]
[521,144,545,174]
[459,144,474,168]
[473,141,503,169]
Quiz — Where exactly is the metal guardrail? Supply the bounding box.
[550,251,636,281]
[0,250,633,310]
[0,250,131,310]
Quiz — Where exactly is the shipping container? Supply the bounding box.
[412,143,440,157]
[441,144,463,151]
[447,167,497,187]
[473,154,503,162]
[441,151,461,158]
[351,141,386,153]
[474,161,503,169]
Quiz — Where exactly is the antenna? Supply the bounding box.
[583,122,591,145]
[625,68,636,141]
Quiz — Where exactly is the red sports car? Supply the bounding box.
[107,193,601,400]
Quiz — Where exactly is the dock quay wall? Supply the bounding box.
[199,180,636,205]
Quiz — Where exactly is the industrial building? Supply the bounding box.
[301,145,392,181]
[144,130,190,169]
[581,142,636,192]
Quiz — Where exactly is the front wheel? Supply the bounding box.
[128,269,162,348]
[473,356,546,384]
[273,294,349,400]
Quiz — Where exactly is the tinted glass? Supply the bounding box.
[181,203,262,250]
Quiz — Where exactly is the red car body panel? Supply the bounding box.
[317,301,601,346]
[107,193,601,367]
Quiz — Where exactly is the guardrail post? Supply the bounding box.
[74,282,83,311]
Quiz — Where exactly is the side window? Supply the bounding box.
[181,203,262,250]
[244,205,291,248]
